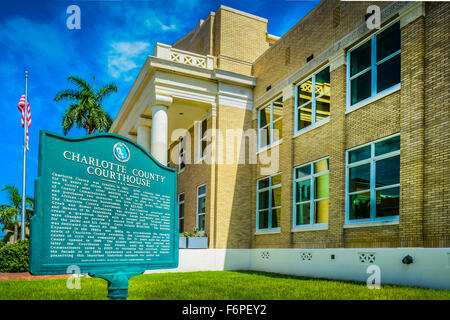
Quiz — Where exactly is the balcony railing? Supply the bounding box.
[154,43,214,70]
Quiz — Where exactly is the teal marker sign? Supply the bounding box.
[30,131,178,299]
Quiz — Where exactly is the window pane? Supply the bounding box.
[376,155,400,187]
[375,135,400,156]
[349,164,370,192]
[298,102,312,130]
[298,79,312,105]
[179,193,184,202]
[350,40,371,76]
[273,97,283,121]
[198,185,206,195]
[272,186,282,207]
[198,214,205,231]
[314,159,329,174]
[296,203,310,225]
[376,22,400,62]
[273,119,283,141]
[315,67,330,95]
[259,106,270,128]
[349,145,371,163]
[271,208,281,228]
[258,210,269,229]
[315,174,329,199]
[258,178,269,189]
[296,165,311,179]
[179,203,184,218]
[258,190,269,210]
[376,187,399,218]
[259,127,270,148]
[296,179,311,202]
[201,119,207,137]
[314,199,329,224]
[179,218,184,233]
[351,71,371,105]
[377,54,400,93]
[272,174,282,186]
[316,98,330,122]
[349,192,371,220]
[198,197,206,214]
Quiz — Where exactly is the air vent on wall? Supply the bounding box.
[306,54,314,63]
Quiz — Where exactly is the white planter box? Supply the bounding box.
[187,237,208,249]
[179,237,187,249]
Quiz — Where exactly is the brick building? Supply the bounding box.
[110,1,449,287]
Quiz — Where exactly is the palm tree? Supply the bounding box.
[54,76,118,135]
[0,185,34,243]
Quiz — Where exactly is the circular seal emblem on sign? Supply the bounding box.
[113,142,130,163]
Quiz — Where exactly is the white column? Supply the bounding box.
[151,105,169,165]
[137,125,150,152]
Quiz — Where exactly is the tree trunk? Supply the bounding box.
[13,215,18,244]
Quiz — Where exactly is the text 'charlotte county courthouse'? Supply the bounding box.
[110,0,450,288]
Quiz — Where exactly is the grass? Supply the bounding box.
[0,270,448,300]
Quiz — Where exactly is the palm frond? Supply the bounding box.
[1,185,21,209]
[67,75,92,92]
[95,83,118,104]
[54,89,81,102]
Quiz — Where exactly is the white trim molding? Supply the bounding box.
[399,2,425,28]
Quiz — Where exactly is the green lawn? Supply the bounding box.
[0,271,448,300]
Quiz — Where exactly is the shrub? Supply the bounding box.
[0,240,29,273]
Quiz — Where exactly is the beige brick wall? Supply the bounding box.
[252,0,392,99]
[214,106,254,249]
[172,14,215,56]
[172,5,272,76]
[249,1,449,249]
[423,2,450,245]
[171,1,449,249]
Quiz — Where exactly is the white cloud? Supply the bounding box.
[107,41,150,80]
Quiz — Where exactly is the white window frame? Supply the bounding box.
[346,19,401,112]
[257,96,283,151]
[293,157,329,230]
[294,66,331,135]
[197,118,207,162]
[345,133,400,225]
[178,193,185,234]
[196,184,206,233]
[256,173,282,232]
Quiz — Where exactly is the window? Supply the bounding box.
[178,193,185,234]
[179,136,186,172]
[256,173,281,231]
[258,96,283,150]
[196,184,206,232]
[295,66,330,132]
[293,158,329,228]
[198,118,207,161]
[348,21,401,108]
[346,134,400,223]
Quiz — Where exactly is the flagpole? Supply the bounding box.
[20,71,28,241]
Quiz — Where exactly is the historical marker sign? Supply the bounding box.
[30,131,178,298]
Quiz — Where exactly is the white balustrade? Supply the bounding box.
[153,43,214,70]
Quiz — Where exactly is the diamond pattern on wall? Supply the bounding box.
[261,251,270,260]
[300,252,313,262]
[358,253,376,263]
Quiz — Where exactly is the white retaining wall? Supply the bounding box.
[145,248,450,290]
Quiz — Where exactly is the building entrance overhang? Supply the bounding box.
[110,43,256,164]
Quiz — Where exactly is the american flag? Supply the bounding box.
[17,94,31,151]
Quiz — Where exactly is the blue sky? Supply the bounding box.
[0,0,319,230]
